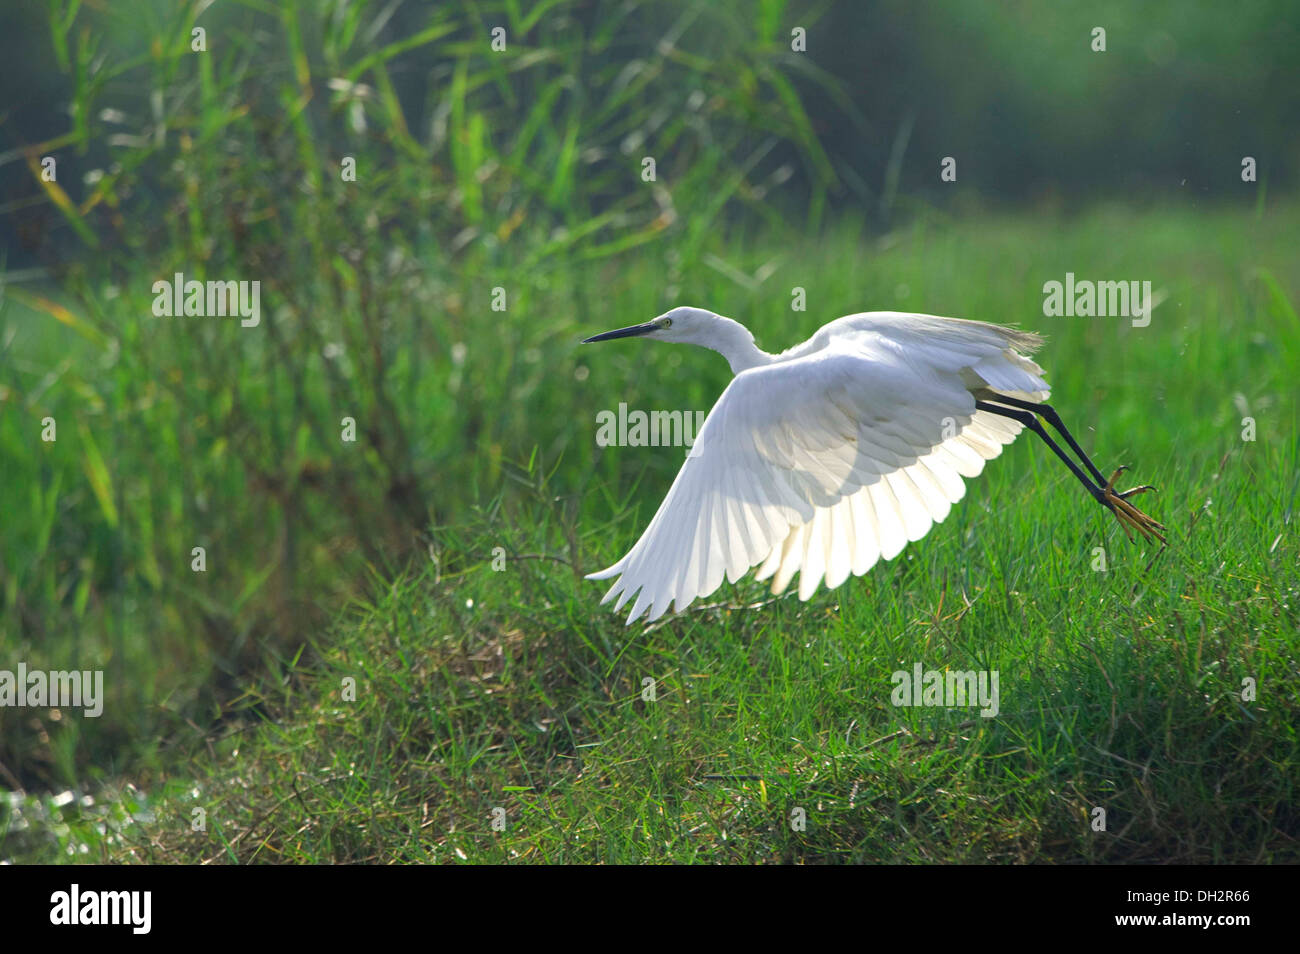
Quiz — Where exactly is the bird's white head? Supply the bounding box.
[581,306,770,374]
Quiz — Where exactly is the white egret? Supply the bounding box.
[582,307,1165,624]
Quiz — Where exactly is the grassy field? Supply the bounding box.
[4,200,1295,863]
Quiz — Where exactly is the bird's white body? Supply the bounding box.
[585,308,1050,624]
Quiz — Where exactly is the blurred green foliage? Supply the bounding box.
[5,0,1297,271]
[0,0,848,788]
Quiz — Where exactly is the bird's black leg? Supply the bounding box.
[973,399,1167,545]
[977,395,1108,486]
[974,401,1106,503]
[979,394,1157,503]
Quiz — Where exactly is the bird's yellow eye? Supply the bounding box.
[661,318,673,328]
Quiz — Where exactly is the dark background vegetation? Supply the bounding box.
[5,0,1298,271]
[0,0,1296,862]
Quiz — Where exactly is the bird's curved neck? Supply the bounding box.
[709,318,773,375]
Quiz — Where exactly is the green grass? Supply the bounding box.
[6,200,1295,863]
[1,0,844,799]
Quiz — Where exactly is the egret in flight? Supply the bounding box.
[582,307,1165,624]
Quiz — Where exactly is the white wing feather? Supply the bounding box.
[588,313,1048,623]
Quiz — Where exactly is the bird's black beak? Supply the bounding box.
[582,321,659,343]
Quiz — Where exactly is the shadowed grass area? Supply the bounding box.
[90,430,1300,863]
[6,201,1294,863]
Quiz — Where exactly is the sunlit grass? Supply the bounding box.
[6,201,1294,863]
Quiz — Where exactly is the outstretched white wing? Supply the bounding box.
[589,316,1048,623]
